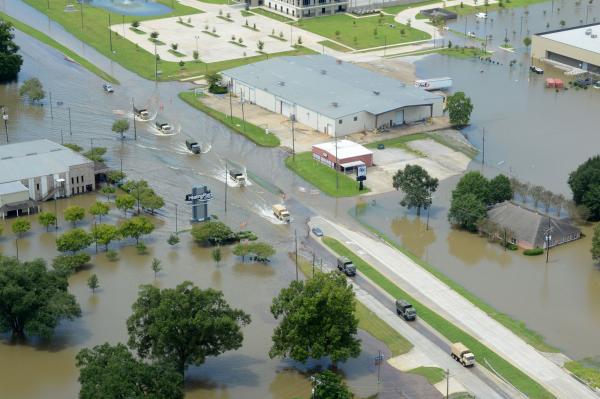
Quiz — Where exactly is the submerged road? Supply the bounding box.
[311,216,599,399]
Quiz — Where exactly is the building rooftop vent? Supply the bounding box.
[331,102,339,107]
[277,81,285,86]
[1,156,12,160]
[373,91,380,95]
[592,34,598,38]
[320,69,327,75]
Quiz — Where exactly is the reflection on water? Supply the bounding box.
[391,214,436,259]
[83,0,172,16]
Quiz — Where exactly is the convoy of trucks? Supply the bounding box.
[133,107,150,121]
[272,204,290,223]
[155,121,173,134]
[451,342,476,367]
[395,300,417,321]
[337,257,356,277]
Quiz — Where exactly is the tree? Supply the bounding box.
[87,274,99,293]
[116,194,136,216]
[592,224,600,263]
[453,171,490,205]
[540,190,554,213]
[448,193,487,232]
[0,20,23,82]
[91,223,120,251]
[123,180,151,214]
[38,211,57,232]
[112,118,130,140]
[52,253,91,276]
[257,40,264,51]
[120,216,155,245]
[19,77,45,103]
[191,221,234,245]
[192,50,199,62]
[446,91,473,127]
[233,243,250,262]
[247,242,275,262]
[167,233,180,246]
[89,201,110,223]
[488,174,513,205]
[11,218,31,238]
[131,20,140,28]
[107,170,126,185]
[101,185,116,201]
[270,272,360,364]
[140,192,165,214]
[0,256,81,338]
[150,31,159,40]
[569,156,600,221]
[56,228,93,253]
[312,370,353,399]
[64,205,86,227]
[523,36,532,47]
[127,282,251,374]
[206,72,223,87]
[170,43,178,51]
[553,193,566,217]
[83,147,107,162]
[212,247,221,266]
[76,343,184,399]
[392,164,438,216]
[582,184,600,221]
[529,185,544,209]
[151,258,162,278]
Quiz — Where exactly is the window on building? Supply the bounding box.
[268,2,271,7]
[338,119,343,124]
[36,183,39,191]
[81,176,84,183]
[353,116,358,121]
[71,177,74,184]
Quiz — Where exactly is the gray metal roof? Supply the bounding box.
[0,181,28,195]
[487,202,580,248]
[222,55,443,119]
[0,139,92,183]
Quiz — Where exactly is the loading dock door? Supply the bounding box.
[394,110,404,125]
[280,101,292,117]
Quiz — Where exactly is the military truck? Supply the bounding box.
[229,169,247,187]
[451,342,475,367]
[395,299,417,321]
[133,107,150,121]
[272,204,290,223]
[186,140,201,154]
[155,121,173,134]
[337,257,356,277]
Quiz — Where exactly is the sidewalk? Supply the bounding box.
[312,216,599,399]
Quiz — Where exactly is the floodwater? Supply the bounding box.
[83,0,173,17]
[0,4,440,398]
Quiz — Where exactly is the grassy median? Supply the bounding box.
[285,152,368,197]
[23,0,315,81]
[179,91,280,147]
[322,236,554,399]
[0,12,118,83]
[407,366,446,384]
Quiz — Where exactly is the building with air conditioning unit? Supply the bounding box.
[221,55,444,137]
[532,23,600,74]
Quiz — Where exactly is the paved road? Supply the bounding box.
[305,227,521,399]
[311,216,598,399]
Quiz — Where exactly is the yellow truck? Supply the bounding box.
[451,342,475,367]
[272,204,290,223]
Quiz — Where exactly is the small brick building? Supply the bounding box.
[311,140,373,173]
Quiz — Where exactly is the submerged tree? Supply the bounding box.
[392,164,438,216]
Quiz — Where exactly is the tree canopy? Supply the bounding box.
[233,242,276,262]
[11,218,31,237]
[116,194,136,216]
[52,253,91,276]
[19,77,45,103]
[312,370,353,399]
[0,256,81,338]
[64,205,86,227]
[446,91,473,127]
[392,164,438,216]
[488,174,513,205]
[270,272,360,364]
[569,156,600,221]
[453,171,491,205]
[126,282,251,374]
[112,119,130,139]
[56,228,93,253]
[76,343,184,399]
[92,223,121,251]
[448,192,487,232]
[0,20,23,82]
[191,221,235,246]
[592,224,600,264]
[38,211,57,231]
[89,201,110,222]
[120,216,154,245]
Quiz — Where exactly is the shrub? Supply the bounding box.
[106,249,119,261]
[523,247,544,256]
[136,242,148,255]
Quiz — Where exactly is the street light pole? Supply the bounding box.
[132,98,137,140]
[2,107,8,142]
[291,114,296,161]
[108,14,113,53]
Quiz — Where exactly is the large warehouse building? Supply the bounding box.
[0,139,96,203]
[221,55,444,137]
[532,23,600,74]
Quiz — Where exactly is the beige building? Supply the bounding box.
[0,139,96,203]
[0,181,37,219]
[532,23,600,74]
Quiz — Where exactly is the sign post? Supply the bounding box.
[185,185,213,223]
[356,164,367,191]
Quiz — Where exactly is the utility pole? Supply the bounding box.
[15,238,19,261]
[445,369,450,399]
[49,91,53,120]
[334,129,339,191]
[2,107,7,143]
[295,229,298,281]
[154,42,158,81]
[132,98,137,140]
[229,88,233,121]
[545,216,552,263]
[108,14,113,53]
[377,350,382,384]
[426,203,431,230]
[224,160,228,213]
[68,107,72,135]
[240,89,246,134]
[312,253,315,277]
[291,114,296,161]
[175,203,178,233]
[60,129,64,144]
[80,1,83,31]
[482,127,485,165]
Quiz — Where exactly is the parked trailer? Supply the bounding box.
[414,77,452,91]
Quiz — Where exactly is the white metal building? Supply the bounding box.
[221,55,444,137]
[0,139,96,202]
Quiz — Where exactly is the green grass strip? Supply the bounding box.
[250,8,294,22]
[318,39,351,53]
[178,91,280,147]
[296,256,413,357]
[565,360,600,389]
[285,152,368,197]
[322,236,554,399]
[0,11,118,84]
[407,366,446,384]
